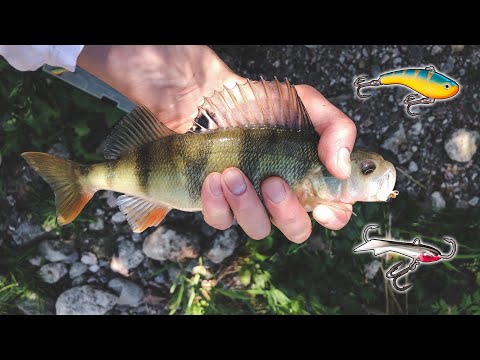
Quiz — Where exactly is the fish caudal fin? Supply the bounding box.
[21,152,95,225]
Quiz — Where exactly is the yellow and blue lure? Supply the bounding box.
[354,66,460,116]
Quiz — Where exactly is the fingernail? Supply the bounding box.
[313,205,335,226]
[208,173,223,197]
[264,179,286,204]
[223,169,247,196]
[337,147,351,178]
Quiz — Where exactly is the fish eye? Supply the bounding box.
[444,84,450,90]
[361,160,376,175]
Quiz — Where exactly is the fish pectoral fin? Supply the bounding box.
[117,195,171,233]
[314,198,356,216]
[104,106,176,160]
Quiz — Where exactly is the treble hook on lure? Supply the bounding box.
[354,224,457,292]
[353,66,460,116]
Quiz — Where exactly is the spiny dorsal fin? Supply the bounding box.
[117,195,171,233]
[104,106,176,160]
[195,77,315,132]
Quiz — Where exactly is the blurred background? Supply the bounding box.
[0,45,479,315]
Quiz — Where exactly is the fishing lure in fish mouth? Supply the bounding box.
[354,66,460,116]
[354,224,457,292]
[21,78,398,234]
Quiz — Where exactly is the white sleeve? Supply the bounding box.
[0,45,84,72]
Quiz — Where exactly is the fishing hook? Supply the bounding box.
[385,259,420,292]
[403,94,435,116]
[440,237,457,259]
[353,77,382,98]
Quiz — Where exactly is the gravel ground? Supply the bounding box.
[2,45,479,314]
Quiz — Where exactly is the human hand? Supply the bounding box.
[78,45,357,243]
[201,85,357,243]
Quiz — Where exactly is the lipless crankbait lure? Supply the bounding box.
[354,66,460,116]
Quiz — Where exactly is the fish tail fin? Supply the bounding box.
[21,152,96,225]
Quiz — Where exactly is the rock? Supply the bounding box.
[398,151,412,164]
[100,190,118,209]
[364,260,381,280]
[108,278,144,307]
[200,222,217,238]
[143,227,200,262]
[16,292,54,315]
[38,239,78,263]
[69,262,88,279]
[431,45,443,55]
[47,143,70,159]
[81,252,98,266]
[408,161,418,172]
[154,274,166,285]
[72,275,86,287]
[89,264,100,273]
[431,191,446,209]
[451,45,464,52]
[110,240,144,276]
[132,233,143,243]
[444,129,480,162]
[381,125,406,154]
[468,196,479,207]
[206,228,240,264]
[55,286,118,315]
[39,263,68,283]
[29,255,42,267]
[111,212,126,224]
[11,221,45,246]
[88,217,105,231]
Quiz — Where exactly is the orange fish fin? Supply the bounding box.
[21,152,95,225]
[104,106,177,160]
[117,195,171,233]
[195,77,315,133]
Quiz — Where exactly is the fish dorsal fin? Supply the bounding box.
[117,194,171,233]
[196,77,315,132]
[104,106,176,160]
[413,238,421,245]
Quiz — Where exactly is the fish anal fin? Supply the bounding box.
[104,106,176,160]
[195,78,315,132]
[117,195,171,233]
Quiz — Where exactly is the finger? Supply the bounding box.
[201,172,234,230]
[221,168,271,240]
[312,204,352,231]
[261,177,312,243]
[296,85,357,180]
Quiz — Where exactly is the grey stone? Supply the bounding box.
[143,227,200,262]
[39,263,68,284]
[111,240,144,276]
[29,255,42,267]
[38,239,78,263]
[431,191,446,209]
[72,276,86,287]
[81,252,98,266]
[408,161,418,173]
[55,286,118,315]
[47,143,70,159]
[444,129,480,162]
[100,190,118,209]
[108,278,144,307]
[364,260,381,280]
[12,221,45,246]
[451,45,464,52]
[69,262,88,279]
[381,125,406,154]
[88,217,105,231]
[89,264,100,273]
[206,228,240,264]
[431,45,443,55]
[16,292,54,315]
[111,212,126,224]
[468,196,479,207]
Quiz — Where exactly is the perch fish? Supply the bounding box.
[21,79,397,233]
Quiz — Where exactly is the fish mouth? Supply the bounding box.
[376,168,397,202]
